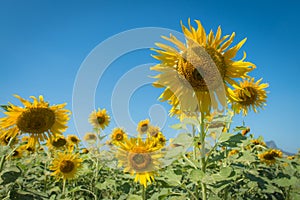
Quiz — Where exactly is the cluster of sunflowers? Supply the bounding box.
[0,19,299,199]
[151,19,268,117]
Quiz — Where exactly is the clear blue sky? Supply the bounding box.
[0,0,299,153]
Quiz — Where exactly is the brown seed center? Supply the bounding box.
[177,45,226,92]
[60,160,75,173]
[17,108,55,134]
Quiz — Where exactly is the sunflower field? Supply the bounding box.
[0,20,300,200]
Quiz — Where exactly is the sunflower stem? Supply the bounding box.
[142,186,146,200]
[0,136,16,172]
[200,112,207,200]
[62,179,66,197]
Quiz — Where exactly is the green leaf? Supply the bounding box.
[189,169,204,184]
[273,178,293,187]
[219,167,233,178]
[172,133,193,147]
[163,170,182,186]
[0,166,21,185]
[218,132,233,143]
[169,123,186,130]
[201,174,215,184]
[127,194,142,200]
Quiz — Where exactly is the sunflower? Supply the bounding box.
[83,132,97,143]
[137,119,150,134]
[10,148,24,159]
[67,134,80,146]
[0,135,18,146]
[228,149,239,157]
[88,108,110,130]
[111,128,127,145]
[50,152,82,180]
[46,135,67,150]
[116,138,163,187]
[228,78,268,115]
[0,95,70,147]
[151,19,255,116]
[258,149,282,165]
[147,131,166,149]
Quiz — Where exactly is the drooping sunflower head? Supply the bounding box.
[258,149,282,165]
[67,134,80,146]
[111,128,127,145]
[137,119,150,134]
[50,152,83,180]
[147,126,160,137]
[88,108,110,130]
[0,95,70,147]
[151,19,255,115]
[229,78,268,115]
[116,138,162,187]
[83,132,97,143]
[46,135,67,150]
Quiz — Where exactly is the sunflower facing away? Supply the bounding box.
[88,108,110,130]
[83,132,98,143]
[136,119,150,134]
[0,95,70,147]
[151,19,255,116]
[116,137,163,187]
[50,152,83,180]
[258,149,282,165]
[228,78,268,115]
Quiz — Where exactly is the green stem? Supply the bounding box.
[0,136,16,172]
[192,125,197,161]
[142,186,146,200]
[62,179,66,197]
[200,112,207,200]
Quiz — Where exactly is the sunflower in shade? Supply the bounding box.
[151,19,255,116]
[228,78,268,115]
[50,152,82,180]
[0,95,70,148]
[88,108,110,130]
[115,138,163,187]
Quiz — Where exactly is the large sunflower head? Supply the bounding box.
[115,138,163,187]
[111,128,127,145]
[258,149,282,165]
[50,152,83,180]
[151,19,255,116]
[88,108,110,130]
[228,78,268,115]
[0,95,70,147]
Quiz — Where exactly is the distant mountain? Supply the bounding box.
[265,140,294,156]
